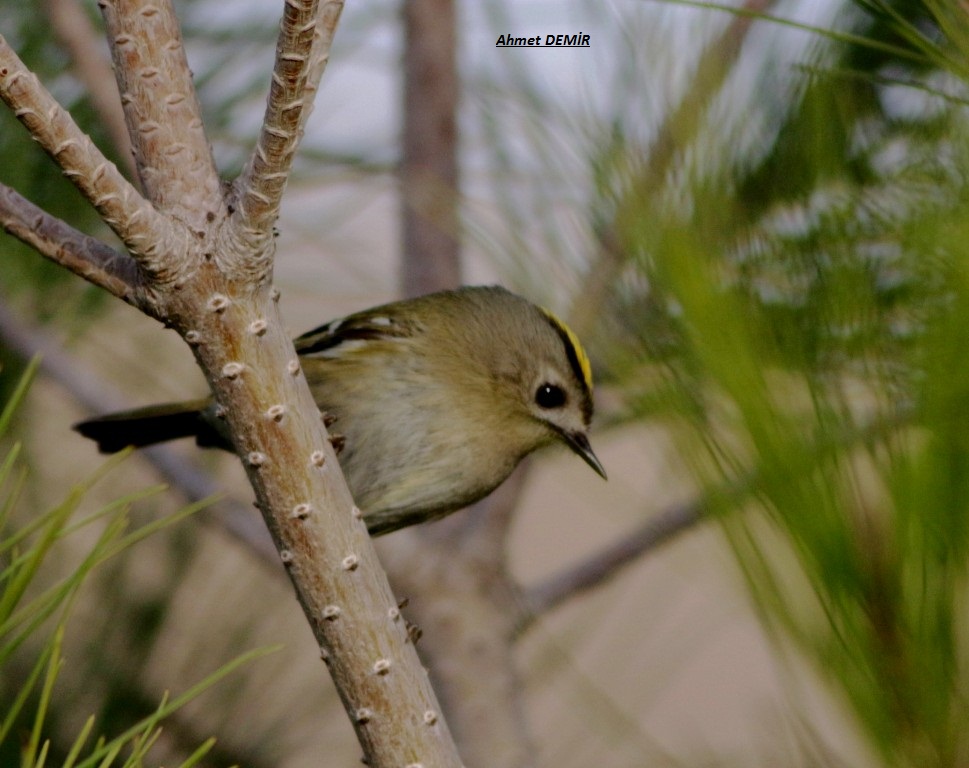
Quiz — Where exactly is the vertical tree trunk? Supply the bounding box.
[400,0,461,296]
[394,2,533,765]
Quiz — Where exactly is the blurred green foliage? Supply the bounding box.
[0,361,271,767]
[0,11,110,322]
[590,1,969,764]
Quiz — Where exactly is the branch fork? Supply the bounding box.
[0,1,463,765]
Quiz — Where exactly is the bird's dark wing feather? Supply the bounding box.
[294,310,414,356]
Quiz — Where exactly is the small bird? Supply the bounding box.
[74,286,606,536]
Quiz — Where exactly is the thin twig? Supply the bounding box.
[519,497,705,633]
[0,35,183,278]
[233,0,344,244]
[300,0,346,132]
[0,183,145,311]
[521,404,916,632]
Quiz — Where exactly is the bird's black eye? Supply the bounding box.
[535,383,567,409]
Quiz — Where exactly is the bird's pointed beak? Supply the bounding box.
[563,431,607,480]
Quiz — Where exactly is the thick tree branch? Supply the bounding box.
[98,0,224,227]
[0,182,147,311]
[3,3,465,762]
[232,0,344,249]
[0,34,184,279]
[164,282,461,765]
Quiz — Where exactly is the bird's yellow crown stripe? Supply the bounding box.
[540,307,593,392]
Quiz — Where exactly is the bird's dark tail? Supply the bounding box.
[73,399,217,454]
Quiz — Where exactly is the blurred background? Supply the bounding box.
[2,0,969,765]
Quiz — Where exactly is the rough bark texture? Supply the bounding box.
[0,1,463,764]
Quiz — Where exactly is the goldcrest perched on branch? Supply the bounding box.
[75,286,606,536]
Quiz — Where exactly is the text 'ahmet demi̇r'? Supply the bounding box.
[495,33,591,47]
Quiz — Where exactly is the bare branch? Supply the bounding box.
[0,182,147,310]
[44,0,136,178]
[3,7,465,763]
[164,285,462,765]
[300,0,345,131]
[521,405,915,631]
[520,498,705,632]
[98,0,224,227]
[0,35,186,282]
[233,0,344,246]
